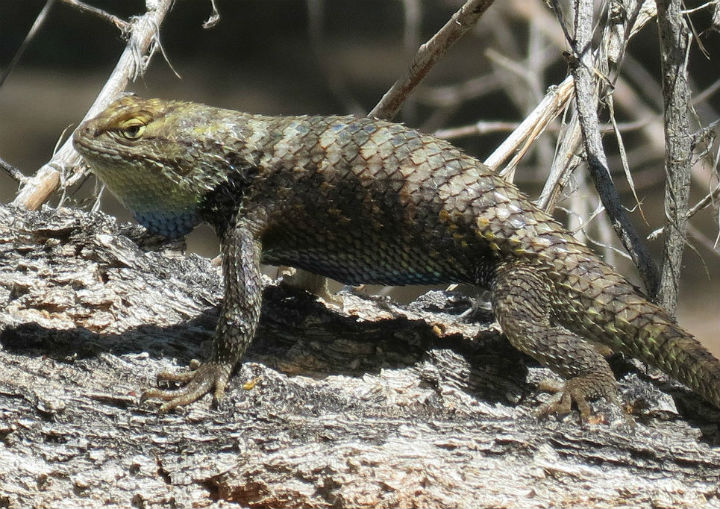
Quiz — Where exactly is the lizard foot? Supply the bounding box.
[142,360,232,412]
[536,375,620,422]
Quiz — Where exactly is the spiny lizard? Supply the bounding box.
[72,96,720,418]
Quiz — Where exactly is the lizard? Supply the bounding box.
[72,95,720,418]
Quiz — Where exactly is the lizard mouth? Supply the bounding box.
[73,127,168,169]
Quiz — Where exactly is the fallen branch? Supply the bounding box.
[1,203,719,507]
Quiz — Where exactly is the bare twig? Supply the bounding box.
[562,200,633,264]
[11,0,175,211]
[435,117,653,141]
[656,0,695,315]
[648,182,720,240]
[434,121,522,139]
[59,0,129,31]
[508,0,695,191]
[537,113,583,212]
[607,97,646,224]
[592,4,647,230]
[682,1,718,15]
[490,1,650,213]
[0,0,57,88]
[484,75,574,175]
[525,20,557,180]
[0,156,27,185]
[689,223,720,256]
[564,0,661,297]
[369,0,496,120]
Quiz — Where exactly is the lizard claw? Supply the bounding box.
[142,360,231,412]
[536,376,620,422]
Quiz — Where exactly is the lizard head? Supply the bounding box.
[73,95,210,238]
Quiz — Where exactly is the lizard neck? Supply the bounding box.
[88,157,204,239]
[197,165,260,238]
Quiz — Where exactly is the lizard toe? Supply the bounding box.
[536,374,620,421]
[142,361,232,412]
[153,359,203,384]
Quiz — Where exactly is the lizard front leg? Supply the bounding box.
[143,223,263,412]
[492,262,619,420]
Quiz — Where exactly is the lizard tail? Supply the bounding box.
[621,302,720,409]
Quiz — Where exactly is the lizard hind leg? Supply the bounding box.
[492,262,620,420]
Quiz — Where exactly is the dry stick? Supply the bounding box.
[517,0,714,197]
[526,20,557,183]
[540,1,654,216]
[434,121,522,139]
[537,113,583,212]
[0,0,57,88]
[602,2,648,224]
[488,2,650,208]
[509,1,667,174]
[648,182,720,240]
[655,0,693,316]
[369,0,496,121]
[59,0,129,31]
[11,0,174,211]
[202,0,221,29]
[568,0,660,297]
[0,156,26,185]
[435,115,652,141]
[484,76,574,177]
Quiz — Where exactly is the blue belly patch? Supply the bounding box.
[134,210,200,238]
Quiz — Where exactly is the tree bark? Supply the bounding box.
[656,0,693,316]
[0,204,719,509]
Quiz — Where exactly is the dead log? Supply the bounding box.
[0,203,718,508]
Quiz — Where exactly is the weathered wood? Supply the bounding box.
[0,204,718,508]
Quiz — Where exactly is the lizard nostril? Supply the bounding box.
[74,123,96,144]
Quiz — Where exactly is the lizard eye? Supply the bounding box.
[119,123,145,140]
[115,118,147,140]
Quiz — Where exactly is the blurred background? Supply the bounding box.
[1,0,718,353]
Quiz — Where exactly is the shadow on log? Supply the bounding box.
[0,204,719,508]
